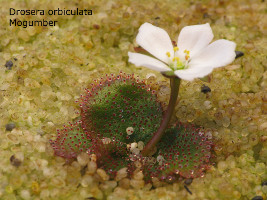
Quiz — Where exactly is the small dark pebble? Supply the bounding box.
[10,155,22,167]
[5,123,16,131]
[262,181,267,186]
[14,58,18,61]
[235,51,244,59]
[184,178,193,185]
[93,24,100,29]
[252,196,263,200]
[5,60,13,70]
[203,13,210,18]
[80,166,87,176]
[201,84,211,94]
[184,185,192,195]
[155,16,160,20]
[85,197,96,200]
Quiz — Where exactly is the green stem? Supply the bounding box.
[141,77,180,156]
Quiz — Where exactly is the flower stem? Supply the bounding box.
[141,77,180,156]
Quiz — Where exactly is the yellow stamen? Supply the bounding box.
[166,52,171,57]
[183,50,190,55]
[173,47,179,52]
[172,57,180,62]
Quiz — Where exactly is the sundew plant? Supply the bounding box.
[50,22,238,183]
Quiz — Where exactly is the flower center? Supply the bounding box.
[166,47,190,71]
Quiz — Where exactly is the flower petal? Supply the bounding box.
[177,23,214,58]
[175,39,236,81]
[174,67,213,81]
[136,23,174,64]
[128,52,171,72]
[189,39,236,69]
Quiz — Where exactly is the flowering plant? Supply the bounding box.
[51,22,237,182]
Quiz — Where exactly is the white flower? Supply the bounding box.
[128,23,236,81]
